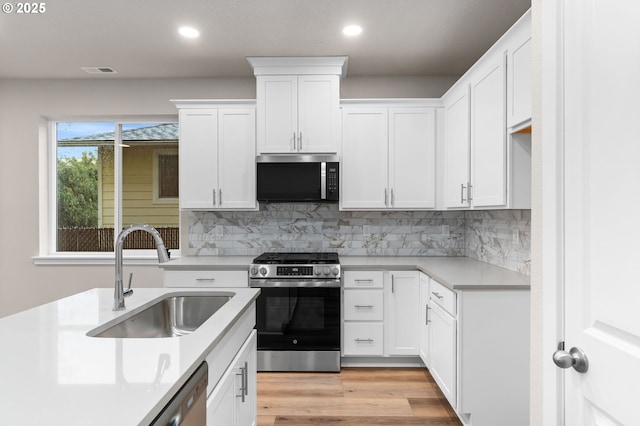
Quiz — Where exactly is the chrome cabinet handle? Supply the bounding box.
[431,291,443,300]
[355,338,374,343]
[243,361,248,397]
[213,188,216,205]
[298,132,302,150]
[354,304,374,309]
[236,363,247,402]
[354,279,374,283]
[219,189,222,205]
[391,275,395,293]
[391,188,394,206]
[468,183,473,202]
[385,188,388,206]
[553,343,589,373]
[292,132,296,151]
[195,278,216,282]
[460,184,466,204]
[426,305,431,325]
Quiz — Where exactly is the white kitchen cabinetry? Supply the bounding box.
[173,101,256,210]
[427,280,457,409]
[255,75,340,154]
[342,270,420,358]
[442,9,531,210]
[164,270,248,288]
[342,271,385,356]
[385,271,420,356]
[207,330,257,426]
[419,272,430,367]
[248,57,347,155]
[424,277,530,426]
[506,10,532,130]
[341,103,437,210]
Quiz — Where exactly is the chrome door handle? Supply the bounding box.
[390,188,394,206]
[385,188,388,206]
[468,183,473,202]
[355,338,374,343]
[292,132,296,151]
[299,132,302,150]
[426,305,431,325]
[354,305,374,309]
[460,184,466,204]
[213,188,216,206]
[553,344,589,373]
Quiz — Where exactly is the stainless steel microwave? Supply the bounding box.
[256,155,339,202]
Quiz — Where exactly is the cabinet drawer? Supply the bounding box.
[430,279,456,316]
[343,323,384,356]
[343,271,384,289]
[343,289,384,321]
[164,270,248,288]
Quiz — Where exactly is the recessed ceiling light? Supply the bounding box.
[342,25,363,37]
[178,26,200,38]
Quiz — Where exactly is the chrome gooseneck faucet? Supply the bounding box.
[114,224,170,311]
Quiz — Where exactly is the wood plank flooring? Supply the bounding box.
[257,368,462,426]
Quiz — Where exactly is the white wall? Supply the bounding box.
[0,75,452,318]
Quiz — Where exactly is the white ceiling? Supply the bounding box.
[0,0,530,80]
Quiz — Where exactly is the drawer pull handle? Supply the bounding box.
[196,278,216,282]
[355,338,374,343]
[432,291,443,300]
[354,305,374,309]
[354,279,374,282]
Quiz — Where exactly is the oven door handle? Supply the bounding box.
[249,280,341,288]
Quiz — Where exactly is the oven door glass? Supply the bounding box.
[255,287,340,351]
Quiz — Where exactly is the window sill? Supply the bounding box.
[33,254,180,266]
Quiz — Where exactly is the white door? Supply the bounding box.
[388,108,436,209]
[340,108,389,209]
[443,84,470,208]
[218,109,256,209]
[470,54,506,208]
[256,75,297,153]
[558,1,640,424]
[298,75,339,153]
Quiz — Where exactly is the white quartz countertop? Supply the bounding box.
[0,287,260,425]
[161,256,529,290]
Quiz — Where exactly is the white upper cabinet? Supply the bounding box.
[173,100,257,210]
[441,8,530,210]
[469,53,507,208]
[506,10,532,130]
[248,57,346,155]
[341,101,437,210]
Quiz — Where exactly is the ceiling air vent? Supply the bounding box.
[81,67,118,74]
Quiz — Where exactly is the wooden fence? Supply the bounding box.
[57,227,180,252]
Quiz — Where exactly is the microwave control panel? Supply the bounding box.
[327,164,338,195]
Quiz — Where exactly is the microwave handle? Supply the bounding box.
[320,162,327,199]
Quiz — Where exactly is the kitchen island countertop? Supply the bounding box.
[0,287,259,425]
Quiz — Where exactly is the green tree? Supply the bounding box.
[57,151,98,228]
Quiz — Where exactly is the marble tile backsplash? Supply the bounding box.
[187,204,531,275]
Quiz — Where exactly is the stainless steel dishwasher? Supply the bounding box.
[151,361,208,425]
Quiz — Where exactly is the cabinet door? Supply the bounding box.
[419,273,430,367]
[470,54,507,207]
[179,109,218,209]
[256,75,297,153]
[429,301,457,409]
[298,75,340,153]
[206,360,236,426]
[218,109,257,209]
[385,271,420,356]
[443,85,471,208]
[389,108,436,209]
[507,12,532,129]
[340,108,389,209]
[235,331,257,426]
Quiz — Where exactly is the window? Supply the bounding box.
[53,121,179,254]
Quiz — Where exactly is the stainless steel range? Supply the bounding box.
[249,252,341,372]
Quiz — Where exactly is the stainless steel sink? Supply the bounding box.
[88,293,233,338]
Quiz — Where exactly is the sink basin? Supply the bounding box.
[88,293,233,338]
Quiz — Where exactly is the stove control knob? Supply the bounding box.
[315,267,321,275]
[323,267,330,275]
[250,266,258,276]
[331,267,339,276]
[259,267,267,276]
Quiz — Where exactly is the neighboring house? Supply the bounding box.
[58,123,179,250]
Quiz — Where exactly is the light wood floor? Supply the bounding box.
[257,367,463,426]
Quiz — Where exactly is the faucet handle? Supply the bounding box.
[124,272,134,297]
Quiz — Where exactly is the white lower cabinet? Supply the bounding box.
[342,270,420,358]
[428,297,457,409]
[163,270,249,288]
[207,330,257,426]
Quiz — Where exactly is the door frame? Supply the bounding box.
[535,0,565,424]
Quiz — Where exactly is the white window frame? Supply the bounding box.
[35,116,181,264]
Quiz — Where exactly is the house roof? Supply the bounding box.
[59,123,178,145]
